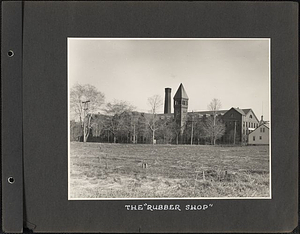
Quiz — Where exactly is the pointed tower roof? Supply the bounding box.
[174,83,189,99]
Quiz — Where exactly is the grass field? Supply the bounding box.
[69,142,270,199]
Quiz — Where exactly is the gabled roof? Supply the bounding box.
[242,109,251,115]
[242,108,259,122]
[231,107,245,115]
[261,122,270,129]
[174,83,189,99]
[249,122,270,136]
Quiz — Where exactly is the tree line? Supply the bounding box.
[70,84,225,145]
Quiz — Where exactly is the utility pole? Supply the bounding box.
[233,120,236,145]
[82,100,90,142]
[213,113,216,145]
[190,113,194,145]
[132,115,138,144]
[133,123,136,144]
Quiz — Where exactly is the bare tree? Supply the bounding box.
[170,118,182,145]
[204,98,225,145]
[147,95,163,144]
[90,115,106,138]
[193,118,205,145]
[104,100,135,143]
[70,84,105,142]
[70,84,105,123]
[83,112,92,142]
[203,116,225,145]
[104,100,135,116]
[155,117,173,144]
[128,112,140,144]
[207,98,222,114]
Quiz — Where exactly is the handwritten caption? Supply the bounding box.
[125,203,213,212]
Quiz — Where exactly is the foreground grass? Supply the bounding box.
[69,143,270,198]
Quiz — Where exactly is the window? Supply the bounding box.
[263,128,265,132]
[230,113,234,118]
[243,121,245,127]
[260,128,262,132]
[250,115,253,118]
[253,136,255,141]
[259,136,262,140]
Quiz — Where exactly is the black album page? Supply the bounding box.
[1,1,298,233]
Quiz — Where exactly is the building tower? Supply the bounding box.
[164,88,172,114]
[173,83,189,133]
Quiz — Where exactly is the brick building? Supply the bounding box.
[71,83,267,145]
[161,83,261,144]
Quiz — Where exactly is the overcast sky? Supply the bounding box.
[68,38,270,120]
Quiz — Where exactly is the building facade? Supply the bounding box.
[70,83,268,145]
[222,107,259,144]
[173,83,189,134]
[163,84,261,144]
[248,123,269,145]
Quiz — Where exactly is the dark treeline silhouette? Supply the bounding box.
[70,110,228,145]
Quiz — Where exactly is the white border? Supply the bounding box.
[68,38,271,200]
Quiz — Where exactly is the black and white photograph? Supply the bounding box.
[68,38,271,200]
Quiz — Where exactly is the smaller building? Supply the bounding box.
[248,122,269,145]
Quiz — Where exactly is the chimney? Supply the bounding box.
[164,88,171,114]
[259,115,264,125]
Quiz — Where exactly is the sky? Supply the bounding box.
[68,38,270,121]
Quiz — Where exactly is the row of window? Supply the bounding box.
[243,129,255,135]
[230,114,252,118]
[260,127,265,132]
[225,121,257,129]
[253,136,263,141]
[174,100,188,105]
[225,121,240,127]
[243,122,257,128]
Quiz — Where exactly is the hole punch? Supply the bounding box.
[8,177,15,184]
[7,50,14,57]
